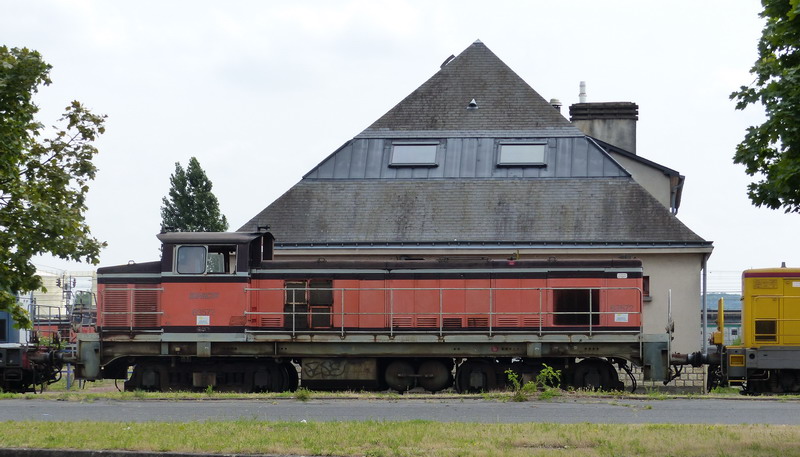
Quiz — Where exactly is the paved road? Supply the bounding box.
[3,397,800,424]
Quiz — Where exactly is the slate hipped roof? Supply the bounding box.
[361,40,581,136]
[255,179,703,245]
[241,41,709,249]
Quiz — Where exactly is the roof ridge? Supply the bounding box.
[360,41,581,134]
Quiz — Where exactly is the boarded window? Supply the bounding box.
[553,289,600,326]
[285,281,308,304]
[309,280,333,328]
[284,281,308,330]
[309,280,333,305]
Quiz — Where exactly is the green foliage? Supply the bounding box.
[0,46,106,328]
[160,157,228,232]
[731,0,800,212]
[505,364,562,401]
[710,386,741,395]
[535,364,561,390]
[294,388,311,401]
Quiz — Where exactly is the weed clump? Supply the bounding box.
[506,364,562,401]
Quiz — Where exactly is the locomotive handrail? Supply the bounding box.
[243,286,643,338]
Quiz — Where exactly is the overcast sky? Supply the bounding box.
[3,1,796,290]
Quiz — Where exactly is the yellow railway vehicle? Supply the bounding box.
[713,266,800,394]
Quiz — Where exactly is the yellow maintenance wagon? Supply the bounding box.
[719,266,800,393]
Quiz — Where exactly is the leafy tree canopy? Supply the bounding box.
[0,46,106,328]
[731,0,800,213]
[160,157,228,232]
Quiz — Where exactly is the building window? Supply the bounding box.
[642,276,650,298]
[0,318,6,342]
[497,143,546,166]
[390,142,438,167]
[176,246,206,274]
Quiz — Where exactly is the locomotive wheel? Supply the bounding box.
[282,361,299,392]
[417,360,452,392]
[455,360,497,393]
[253,363,288,392]
[385,360,415,392]
[573,359,614,391]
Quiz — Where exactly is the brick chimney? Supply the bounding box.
[569,102,639,154]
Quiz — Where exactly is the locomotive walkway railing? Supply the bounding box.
[243,286,643,338]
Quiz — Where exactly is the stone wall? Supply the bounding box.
[618,365,706,393]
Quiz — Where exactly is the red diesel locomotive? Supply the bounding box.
[71,231,669,392]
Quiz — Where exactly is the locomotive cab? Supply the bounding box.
[158,231,274,275]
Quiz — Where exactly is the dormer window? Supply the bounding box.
[389,142,439,167]
[497,142,547,167]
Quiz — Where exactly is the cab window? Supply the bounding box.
[176,245,237,274]
[176,246,206,274]
[207,245,236,274]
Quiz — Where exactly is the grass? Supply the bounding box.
[1,420,800,456]
[0,385,791,402]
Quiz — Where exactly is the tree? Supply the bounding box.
[160,157,228,232]
[0,46,106,328]
[731,0,800,213]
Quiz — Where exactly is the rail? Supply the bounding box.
[243,286,643,338]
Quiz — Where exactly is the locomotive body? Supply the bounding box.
[0,311,64,393]
[0,342,63,393]
[708,267,800,394]
[72,231,671,392]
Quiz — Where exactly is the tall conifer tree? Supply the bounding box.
[160,157,228,232]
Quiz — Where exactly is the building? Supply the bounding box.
[240,40,712,362]
[1,270,97,344]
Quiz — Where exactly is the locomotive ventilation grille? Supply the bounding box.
[103,289,129,327]
[260,317,282,328]
[102,288,161,327]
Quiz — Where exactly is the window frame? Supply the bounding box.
[206,245,237,274]
[176,245,207,274]
[496,141,547,167]
[389,141,439,167]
